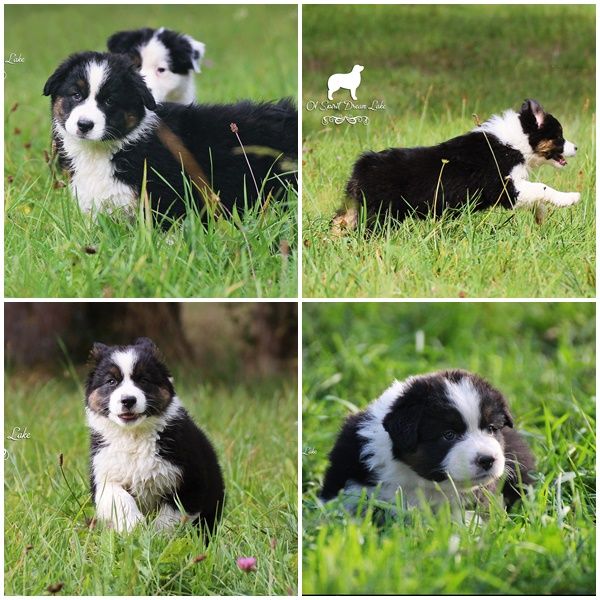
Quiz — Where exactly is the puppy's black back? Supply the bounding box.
[346,132,524,224]
[113,99,297,225]
[157,408,225,533]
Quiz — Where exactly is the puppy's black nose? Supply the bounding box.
[120,396,136,410]
[476,455,495,471]
[77,119,94,134]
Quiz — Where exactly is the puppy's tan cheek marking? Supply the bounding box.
[88,389,105,413]
[535,140,556,156]
[125,113,139,130]
[53,97,66,121]
[159,387,173,409]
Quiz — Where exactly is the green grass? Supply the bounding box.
[4,4,298,298]
[5,375,297,595]
[302,302,595,594]
[302,5,595,298]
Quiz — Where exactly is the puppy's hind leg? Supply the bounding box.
[331,197,359,235]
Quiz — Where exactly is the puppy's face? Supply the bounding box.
[383,371,512,488]
[85,338,174,428]
[43,52,156,142]
[108,28,205,103]
[519,98,577,169]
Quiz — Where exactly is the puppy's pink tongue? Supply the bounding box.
[559,157,567,166]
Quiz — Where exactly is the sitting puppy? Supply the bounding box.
[320,370,534,511]
[43,51,297,225]
[85,337,224,534]
[333,99,579,232]
[108,27,206,104]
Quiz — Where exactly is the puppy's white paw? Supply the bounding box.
[114,510,144,533]
[555,192,580,207]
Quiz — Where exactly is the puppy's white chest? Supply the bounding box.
[61,133,137,213]
[93,433,181,511]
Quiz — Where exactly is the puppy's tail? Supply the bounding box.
[330,174,363,235]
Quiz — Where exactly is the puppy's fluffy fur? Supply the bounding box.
[334,99,579,231]
[85,337,224,533]
[321,370,534,510]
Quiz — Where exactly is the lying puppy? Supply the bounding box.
[86,337,224,534]
[108,27,206,104]
[320,370,534,511]
[333,99,579,232]
[43,51,297,225]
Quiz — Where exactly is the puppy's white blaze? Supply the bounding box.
[108,348,146,420]
[563,140,577,157]
[442,432,505,484]
[64,61,108,141]
[444,377,481,432]
[478,110,534,163]
[111,348,137,379]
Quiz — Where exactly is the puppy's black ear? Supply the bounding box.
[502,401,514,429]
[43,53,87,97]
[382,400,424,456]
[89,342,109,364]
[107,29,150,54]
[134,337,158,353]
[131,72,156,110]
[520,98,545,129]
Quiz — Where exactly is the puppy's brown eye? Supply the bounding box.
[442,431,456,441]
[72,91,82,101]
[106,378,117,386]
[157,67,166,74]
[104,97,113,106]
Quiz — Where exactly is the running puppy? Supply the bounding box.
[43,51,297,225]
[334,99,579,231]
[86,337,224,534]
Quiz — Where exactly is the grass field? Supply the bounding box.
[4,5,298,298]
[302,5,595,298]
[302,302,595,594]
[5,374,297,595]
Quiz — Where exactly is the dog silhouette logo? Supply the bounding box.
[327,64,364,100]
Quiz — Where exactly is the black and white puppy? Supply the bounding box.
[85,337,224,534]
[43,51,297,224]
[108,27,206,104]
[334,99,579,231]
[320,370,534,510]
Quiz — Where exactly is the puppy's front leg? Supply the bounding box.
[154,503,184,530]
[95,483,143,533]
[513,179,580,208]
